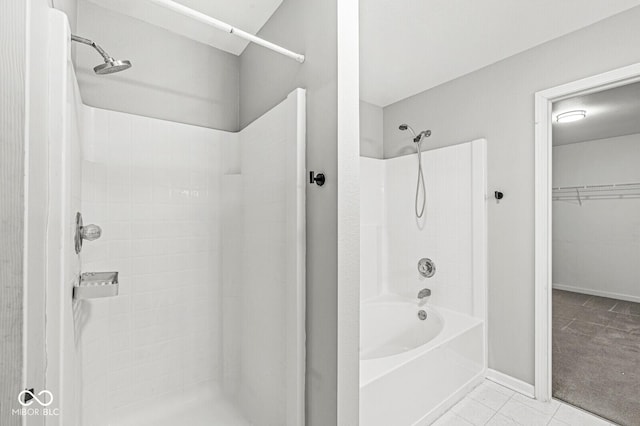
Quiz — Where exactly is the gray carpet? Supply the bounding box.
[553,289,640,426]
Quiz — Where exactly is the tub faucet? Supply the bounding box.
[418,288,431,299]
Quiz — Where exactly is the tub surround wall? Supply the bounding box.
[385,143,474,314]
[553,133,640,301]
[360,140,486,317]
[360,159,385,301]
[381,6,640,384]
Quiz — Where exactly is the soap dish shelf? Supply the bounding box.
[73,272,119,300]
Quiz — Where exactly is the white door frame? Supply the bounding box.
[534,62,640,401]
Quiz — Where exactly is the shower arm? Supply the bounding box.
[71,34,113,61]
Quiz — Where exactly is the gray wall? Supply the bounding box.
[74,1,240,131]
[239,0,338,424]
[0,1,25,424]
[359,100,383,159]
[382,6,640,384]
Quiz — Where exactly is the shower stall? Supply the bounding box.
[38,10,305,426]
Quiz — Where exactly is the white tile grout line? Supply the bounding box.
[464,380,617,426]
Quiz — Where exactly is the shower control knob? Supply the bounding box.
[75,212,102,254]
[418,258,436,278]
[81,224,102,241]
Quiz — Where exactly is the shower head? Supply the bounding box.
[400,124,431,143]
[399,124,417,139]
[94,59,132,75]
[71,34,132,75]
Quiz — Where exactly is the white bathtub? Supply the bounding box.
[359,296,485,426]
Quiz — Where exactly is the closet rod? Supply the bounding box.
[147,0,305,63]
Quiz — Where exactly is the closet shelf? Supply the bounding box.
[552,182,640,202]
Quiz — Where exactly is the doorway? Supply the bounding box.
[534,64,640,425]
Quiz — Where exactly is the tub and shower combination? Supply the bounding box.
[359,139,487,425]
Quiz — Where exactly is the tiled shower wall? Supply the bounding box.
[79,107,232,425]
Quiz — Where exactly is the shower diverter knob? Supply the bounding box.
[81,224,102,241]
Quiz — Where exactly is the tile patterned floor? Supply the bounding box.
[552,289,640,425]
[433,379,615,425]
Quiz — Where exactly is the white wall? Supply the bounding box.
[553,134,640,301]
[360,100,383,159]
[73,1,240,131]
[381,6,640,384]
[360,140,485,317]
[79,107,230,425]
[239,1,340,423]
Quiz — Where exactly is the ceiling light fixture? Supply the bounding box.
[556,110,586,123]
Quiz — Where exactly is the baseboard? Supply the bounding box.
[486,369,534,398]
[552,283,640,304]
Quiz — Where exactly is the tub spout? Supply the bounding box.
[418,288,431,299]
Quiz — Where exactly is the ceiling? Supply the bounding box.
[552,81,640,146]
[360,0,640,107]
[85,0,283,55]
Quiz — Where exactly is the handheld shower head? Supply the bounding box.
[400,124,431,143]
[400,123,429,218]
[71,34,132,75]
[399,124,418,140]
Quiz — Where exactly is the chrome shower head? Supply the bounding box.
[400,124,431,143]
[399,124,418,139]
[71,34,132,75]
[94,59,132,75]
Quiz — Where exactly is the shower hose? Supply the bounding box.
[415,139,426,218]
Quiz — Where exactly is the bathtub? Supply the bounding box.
[359,296,485,426]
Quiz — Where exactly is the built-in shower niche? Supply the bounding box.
[77,90,305,426]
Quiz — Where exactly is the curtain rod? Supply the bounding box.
[147,0,305,63]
